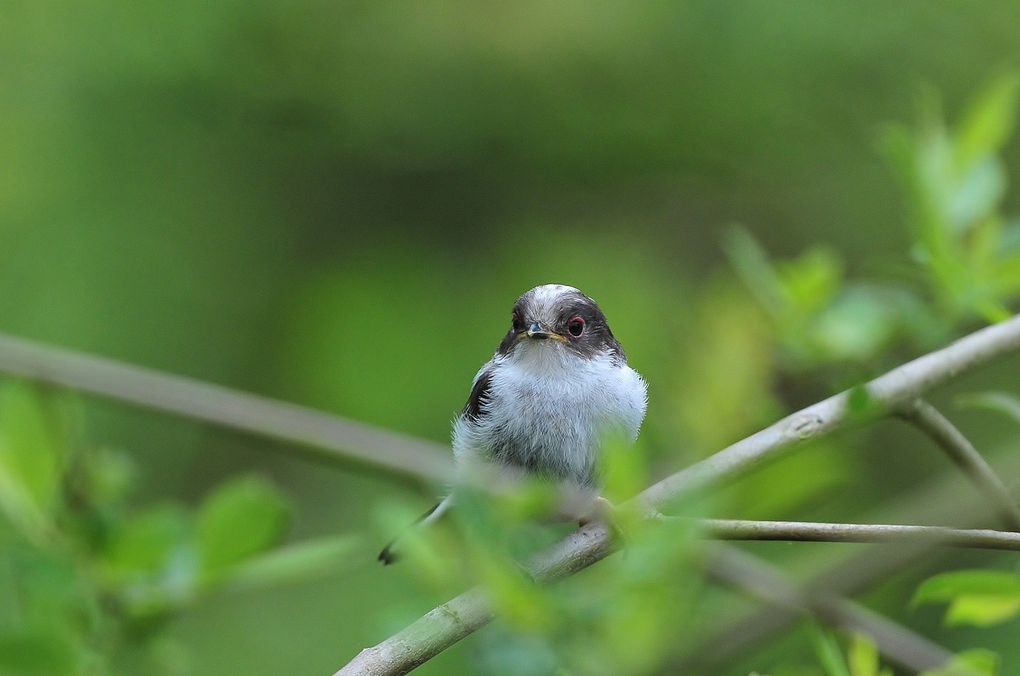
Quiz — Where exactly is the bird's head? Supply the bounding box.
[496,284,626,362]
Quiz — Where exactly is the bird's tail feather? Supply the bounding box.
[378,496,453,565]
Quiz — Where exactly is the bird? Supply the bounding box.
[378,283,647,564]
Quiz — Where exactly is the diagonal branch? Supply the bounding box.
[897,398,1020,530]
[0,332,452,483]
[705,545,967,674]
[337,315,1020,675]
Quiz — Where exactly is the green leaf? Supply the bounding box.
[921,648,999,676]
[848,633,879,676]
[219,535,361,594]
[914,569,1020,605]
[808,624,850,676]
[196,475,290,578]
[104,504,191,577]
[776,246,843,314]
[0,385,66,539]
[946,595,1020,627]
[722,225,789,319]
[914,569,1020,627]
[948,158,1006,233]
[954,73,1020,172]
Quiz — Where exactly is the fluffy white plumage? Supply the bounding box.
[453,336,647,487]
[379,284,647,563]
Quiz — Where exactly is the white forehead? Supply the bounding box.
[528,284,581,306]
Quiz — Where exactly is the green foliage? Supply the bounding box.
[0,384,357,673]
[882,74,1020,323]
[921,649,1000,676]
[847,633,892,676]
[914,570,1020,627]
[6,2,1020,672]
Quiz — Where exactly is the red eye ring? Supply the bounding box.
[567,315,585,337]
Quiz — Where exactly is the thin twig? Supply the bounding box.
[337,315,1020,676]
[0,332,452,483]
[677,447,1020,672]
[897,398,1020,530]
[706,545,970,674]
[694,518,1020,550]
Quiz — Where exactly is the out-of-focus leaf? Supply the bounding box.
[914,569,1020,604]
[81,447,136,509]
[601,435,647,504]
[847,386,882,421]
[104,504,191,577]
[0,385,66,540]
[722,225,789,318]
[776,246,843,315]
[948,159,1006,233]
[196,475,290,577]
[956,391,1020,425]
[475,545,557,631]
[954,73,1020,172]
[218,535,361,594]
[848,633,880,676]
[914,569,1020,627]
[921,648,999,676]
[813,288,897,361]
[807,624,850,676]
[946,595,1020,627]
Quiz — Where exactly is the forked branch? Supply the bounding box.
[897,398,1020,530]
[338,315,1020,675]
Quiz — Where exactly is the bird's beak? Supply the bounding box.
[525,322,566,341]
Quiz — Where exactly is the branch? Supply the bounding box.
[678,448,1020,672]
[696,518,1020,550]
[897,398,1020,530]
[338,315,1020,675]
[705,545,966,674]
[0,332,452,484]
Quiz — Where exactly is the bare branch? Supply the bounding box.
[696,518,1020,550]
[678,448,1020,672]
[705,545,967,674]
[897,398,1020,530]
[338,315,1020,675]
[0,332,452,483]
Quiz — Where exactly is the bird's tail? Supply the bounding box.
[378,495,453,565]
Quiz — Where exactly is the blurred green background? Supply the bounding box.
[6,2,1020,674]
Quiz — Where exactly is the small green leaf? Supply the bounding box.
[946,595,1020,627]
[914,569,1020,627]
[954,73,1020,172]
[722,225,789,319]
[219,535,361,594]
[0,385,66,539]
[921,648,999,676]
[196,475,290,578]
[808,624,851,676]
[105,504,191,577]
[848,633,879,676]
[914,569,1020,606]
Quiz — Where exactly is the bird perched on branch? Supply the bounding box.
[379,284,647,564]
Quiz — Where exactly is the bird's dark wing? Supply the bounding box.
[462,367,493,421]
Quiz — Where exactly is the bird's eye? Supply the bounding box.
[511,312,522,331]
[567,316,585,337]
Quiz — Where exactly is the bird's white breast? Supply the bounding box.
[453,343,647,488]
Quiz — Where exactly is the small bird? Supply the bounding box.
[379,284,647,564]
